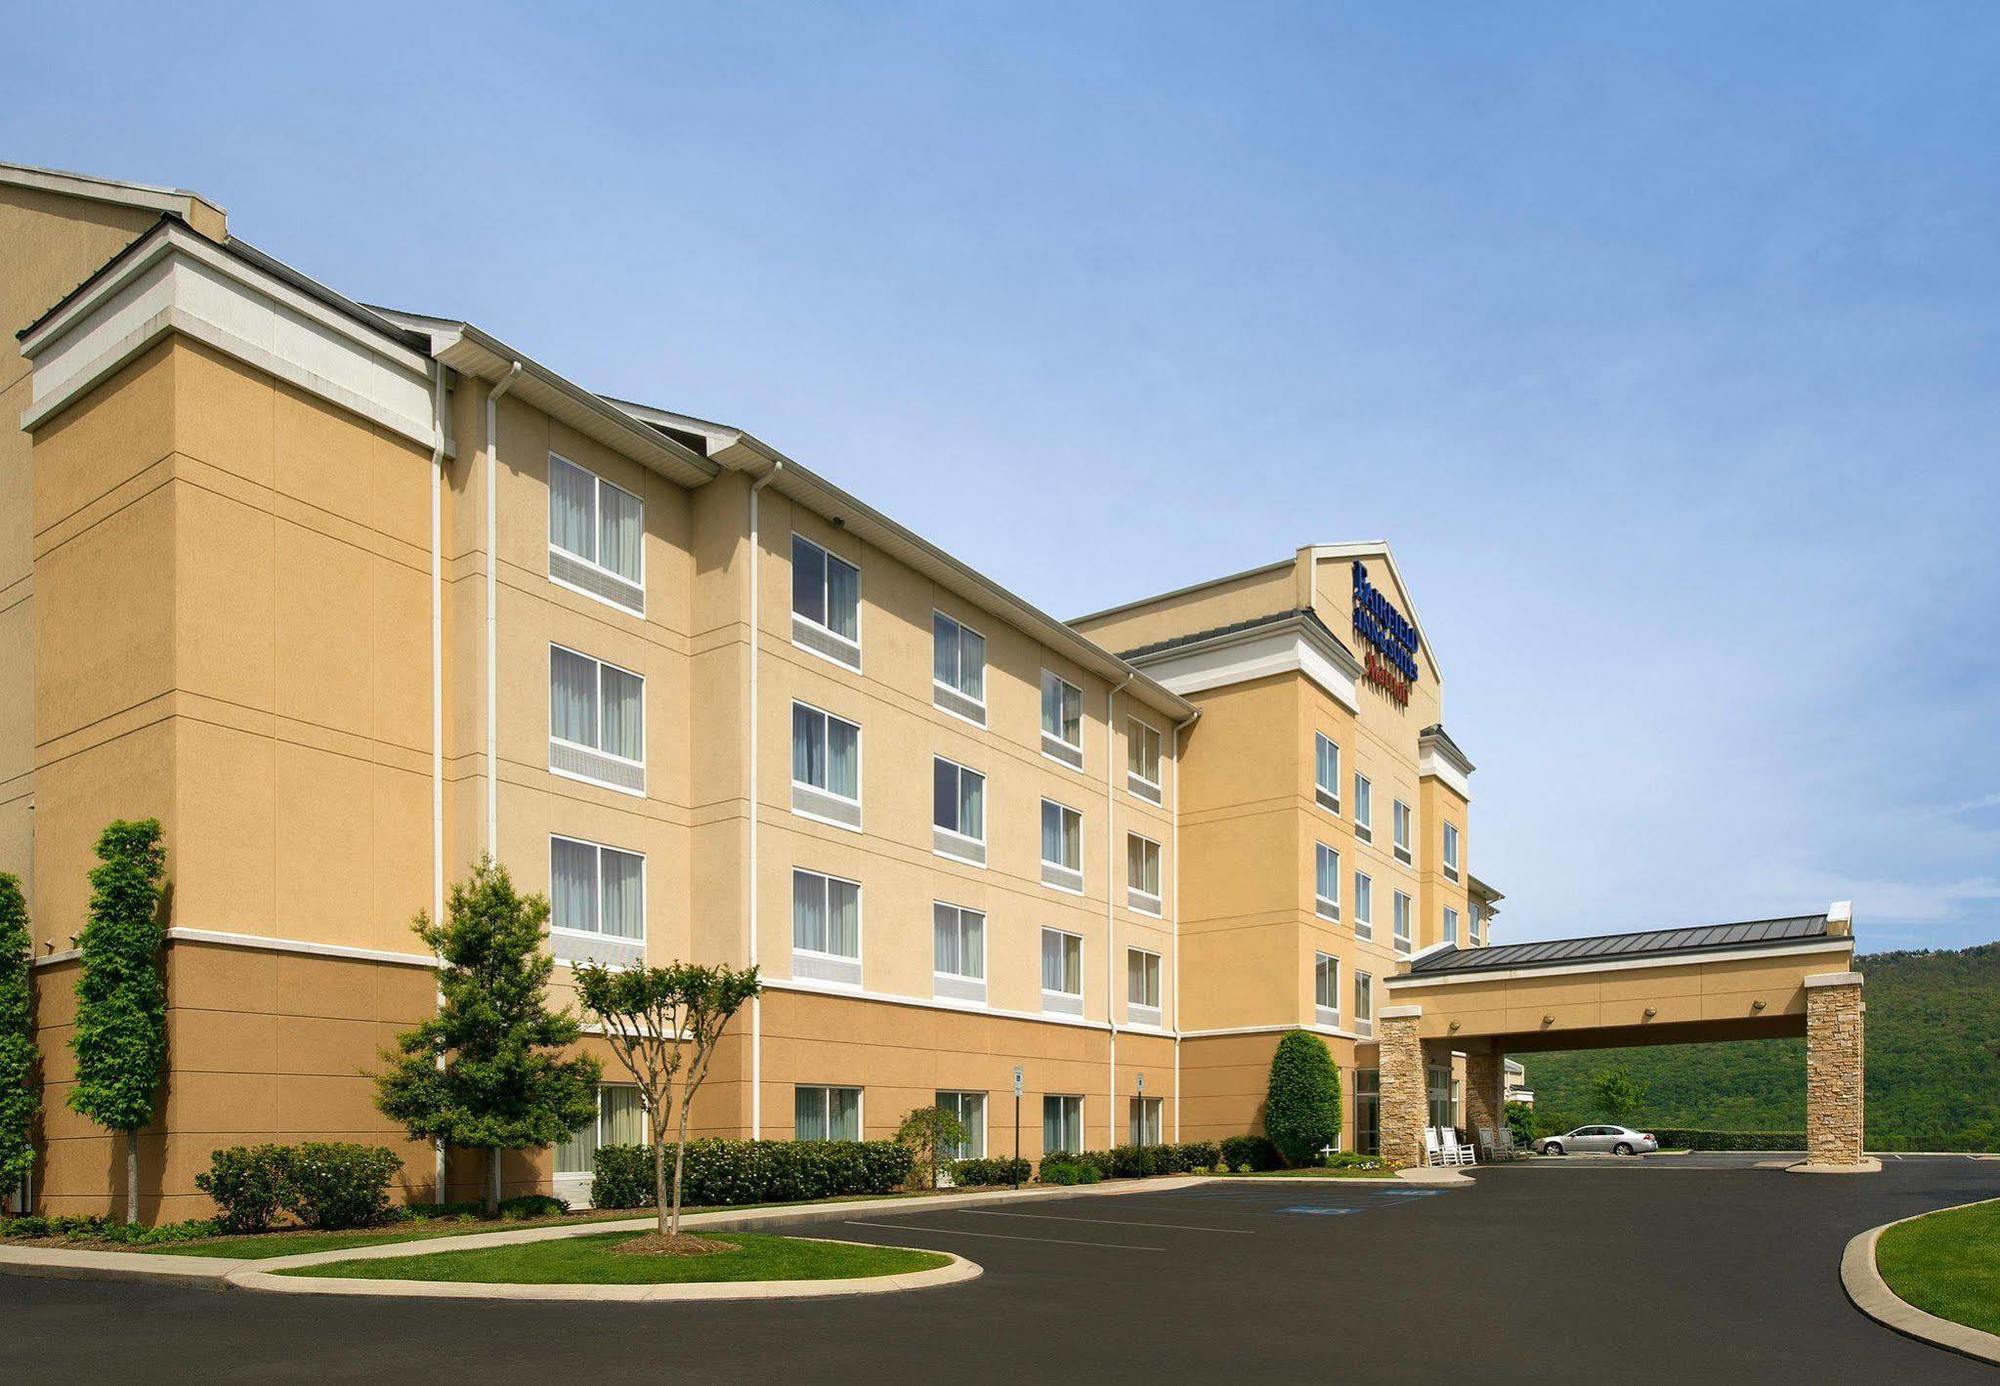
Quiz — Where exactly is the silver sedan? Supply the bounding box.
[1534,1125,1659,1156]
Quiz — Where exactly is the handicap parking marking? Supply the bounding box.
[1276,1205,1361,1216]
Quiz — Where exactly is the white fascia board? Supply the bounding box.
[1130,616,1361,711]
[20,223,435,447]
[1383,939,1855,988]
[1310,542,1443,685]
[1417,742,1473,800]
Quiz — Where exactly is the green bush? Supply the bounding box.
[194,1145,292,1233]
[591,1139,915,1210]
[283,1143,403,1229]
[1167,1141,1220,1173]
[1038,1159,1101,1185]
[1264,1030,1341,1164]
[1648,1128,1805,1152]
[1220,1135,1281,1171]
[1,1213,219,1245]
[949,1157,1031,1186]
[497,1193,569,1219]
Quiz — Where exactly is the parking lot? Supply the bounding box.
[9,1156,1999,1384]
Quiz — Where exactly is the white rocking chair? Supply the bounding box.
[1423,1126,1445,1167]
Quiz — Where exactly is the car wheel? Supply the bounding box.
[1614,1142,1634,1156]
[1545,1142,1563,1156]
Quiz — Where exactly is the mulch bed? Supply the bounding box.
[611,1232,739,1258]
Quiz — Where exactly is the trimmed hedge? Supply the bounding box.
[1039,1159,1101,1185]
[590,1139,916,1210]
[950,1157,1031,1186]
[1,1213,219,1245]
[196,1142,402,1231]
[1220,1135,1281,1172]
[1649,1128,1806,1152]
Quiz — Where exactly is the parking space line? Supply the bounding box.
[843,1219,1165,1252]
[966,1209,1255,1235]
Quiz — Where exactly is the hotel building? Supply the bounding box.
[8,162,1865,1221]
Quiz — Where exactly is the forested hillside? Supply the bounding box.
[1519,941,2000,1151]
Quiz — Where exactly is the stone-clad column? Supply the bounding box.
[1805,972,1866,1166]
[1378,1007,1428,1167]
[1464,1045,1506,1150]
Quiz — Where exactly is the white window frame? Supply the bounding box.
[1353,871,1374,942]
[1393,799,1413,865]
[1443,821,1461,882]
[1128,1095,1164,1147]
[790,532,862,668]
[1043,1093,1085,1156]
[1040,927,1084,1003]
[932,755,987,862]
[1314,733,1341,814]
[931,609,988,723]
[1444,905,1460,947]
[1353,773,1373,843]
[548,643,646,796]
[555,1083,649,1176]
[1469,901,1484,947]
[932,902,986,984]
[1040,798,1084,894]
[1127,717,1163,803]
[791,700,863,827]
[1126,946,1162,1021]
[547,453,645,614]
[1040,668,1085,767]
[792,867,863,965]
[794,1084,864,1142]
[1393,890,1412,955]
[548,834,646,943]
[1126,832,1163,915]
[1314,951,1341,1027]
[1314,841,1341,921]
[1355,971,1375,1036]
[937,1090,987,1160]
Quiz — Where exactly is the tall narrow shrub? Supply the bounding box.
[1264,1029,1341,1164]
[67,820,168,1224]
[0,873,36,1205]
[374,857,601,1213]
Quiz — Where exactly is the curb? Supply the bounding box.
[1788,1157,1883,1175]
[1840,1197,2000,1367]
[1396,1165,1474,1185]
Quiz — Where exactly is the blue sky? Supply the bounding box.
[10,4,1996,952]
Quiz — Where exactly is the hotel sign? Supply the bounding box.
[1351,561,1419,706]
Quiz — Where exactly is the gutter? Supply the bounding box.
[430,357,449,1199]
[1170,706,1197,1142]
[1106,675,1131,1148]
[746,462,784,1140]
[485,362,522,856]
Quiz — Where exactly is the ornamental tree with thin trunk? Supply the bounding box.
[375,857,601,1214]
[0,872,36,1206]
[574,960,760,1236]
[66,820,168,1224]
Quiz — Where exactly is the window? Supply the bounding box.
[1355,1069,1379,1155]
[1040,799,1083,891]
[1043,1094,1084,1156]
[549,645,645,794]
[791,534,860,668]
[1128,1096,1164,1147]
[1314,734,1341,813]
[793,868,860,962]
[1127,947,1162,1024]
[795,1085,861,1141]
[555,1084,646,1175]
[1355,971,1374,1036]
[548,455,644,613]
[933,904,985,981]
[1314,951,1341,1026]
[1469,901,1484,947]
[1428,1063,1454,1131]
[932,757,986,857]
[791,702,861,827]
[1040,669,1084,768]
[1393,891,1412,955]
[1392,800,1413,865]
[1353,774,1373,843]
[1041,928,1083,1015]
[1353,872,1374,941]
[938,1091,986,1159]
[1314,842,1341,920]
[549,836,644,940]
[1128,718,1163,803]
[1443,822,1461,882]
[1126,833,1162,914]
[933,612,986,721]
[1444,906,1460,947]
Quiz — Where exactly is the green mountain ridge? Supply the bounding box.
[1515,940,2000,1151]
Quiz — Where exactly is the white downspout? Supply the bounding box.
[1106,676,1131,1148]
[1170,708,1196,1143]
[429,359,449,1203]
[484,363,521,859]
[747,462,782,1140]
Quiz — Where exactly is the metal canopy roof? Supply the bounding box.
[1406,914,1835,977]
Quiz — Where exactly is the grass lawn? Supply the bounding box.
[279,1231,948,1285]
[1876,1198,2000,1336]
[1201,1166,1398,1179]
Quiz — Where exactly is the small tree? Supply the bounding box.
[1504,1100,1536,1150]
[573,959,759,1236]
[67,820,168,1224]
[0,873,36,1206]
[375,857,601,1214]
[1590,1065,1643,1125]
[896,1104,970,1190]
[1264,1029,1341,1164]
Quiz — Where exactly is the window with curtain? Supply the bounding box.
[550,836,644,939]
[1040,929,1082,996]
[1315,842,1340,919]
[792,534,859,642]
[933,903,984,980]
[1353,774,1373,842]
[1443,822,1461,880]
[1040,670,1082,749]
[1353,872,1373,940]
[1127,834,1161,907]
[1315,952,1340,1016]
[1042,1094,1083,1156]
[1128,718,1162,788]
[555,1085,646,1175]
[1128,1097,1163,1147]
[1392,799,1413,864]
[795,1085,862,1141]
[1355,972,1374,1025]
[1393,892,1412,953]
[793,869,860,959]
[1127,948,1161,1008]
[548,455,643,586]
[791,702,860,801]
[1040,800,1081,872]
[932,757,985,841]
[932,612,985,705]
[937,1091,986,1159]
[550,646,643,762]
[1314,733,1341,812]
[1444,907,1460,946]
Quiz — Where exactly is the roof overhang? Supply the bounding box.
[1418,725,1475,800]
[1122,609,1364,713]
